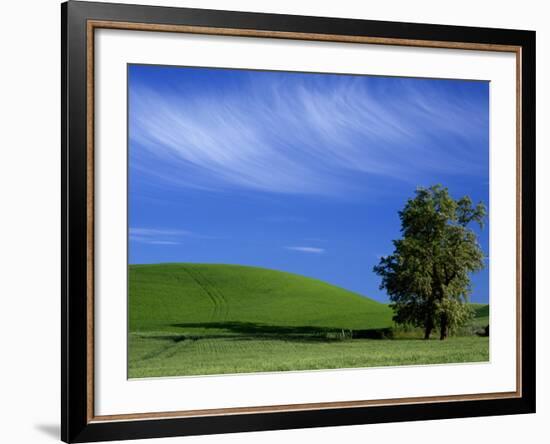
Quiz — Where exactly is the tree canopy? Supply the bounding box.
[374,185,486,340]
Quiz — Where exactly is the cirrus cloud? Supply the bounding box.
[285,246,325,254]
[129,66,488,198]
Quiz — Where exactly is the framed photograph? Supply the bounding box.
[61,1,536,442]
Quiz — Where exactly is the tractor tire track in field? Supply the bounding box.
[180,267,229,320]
[135,335,194,363]
[179,268,220,319]
[193,268,230,320]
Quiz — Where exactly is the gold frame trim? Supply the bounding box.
[86,20,523,423]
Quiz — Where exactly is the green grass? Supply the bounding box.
[470,303,490,327]
[129,263,489,378]
[129,335,488,377]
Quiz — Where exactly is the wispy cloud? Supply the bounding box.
[129,67,488,197]
[130,228,193,237]
[285,246,325,254]
[129,227,214,244]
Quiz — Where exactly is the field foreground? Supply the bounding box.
[129,264,489,378]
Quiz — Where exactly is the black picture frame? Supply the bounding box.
[62,1,536,442]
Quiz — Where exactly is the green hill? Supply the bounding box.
[128,263,489,378]
[470,303,490,327]
[130,263,393,334]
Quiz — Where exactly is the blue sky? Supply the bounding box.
[128,64,489,303]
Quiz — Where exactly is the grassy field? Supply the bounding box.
[471,304,490,327]
[129,263,489,378]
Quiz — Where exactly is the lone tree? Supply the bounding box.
[374,185,486,340]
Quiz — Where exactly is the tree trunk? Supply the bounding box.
[424,320,433,340]
[439,314,449,340]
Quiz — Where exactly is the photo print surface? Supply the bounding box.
[127,64,490,379]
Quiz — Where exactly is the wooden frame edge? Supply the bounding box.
[86,18,95,424]
[89,19,522,52]
[90,391,520,423]
[515,46,523,399]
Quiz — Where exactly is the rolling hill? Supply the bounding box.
[129,263,394,334]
